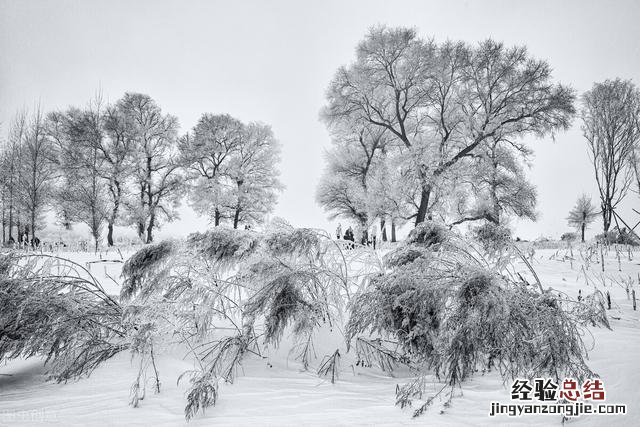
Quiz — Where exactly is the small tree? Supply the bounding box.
[17,106,56,242]
[581,79,639,232]
[567,195,598,242]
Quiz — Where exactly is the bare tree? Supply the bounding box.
[631,135,640,196]
[322,26,575,226]
[1,112,27,242]
[581,79,640,232]
[567,194,599,242]
[17,106,56,242]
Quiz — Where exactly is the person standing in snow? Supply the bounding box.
[344,226,354,249]
[361,227,368,246]
[336,223,342,240]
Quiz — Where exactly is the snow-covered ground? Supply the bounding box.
[1,245,639,426]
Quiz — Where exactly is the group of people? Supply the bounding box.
[335,223,379,250]
[5,234,41,250]
[3,237,92,253]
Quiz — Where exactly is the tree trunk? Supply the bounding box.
[8,201,13,241]
[137,221,145,240]
[1,203,5,245]
[107,222,114,246]
[391,219,397,243]
[233,180,243,229]
[107,180,121,247]
[214,208,221,226]
[415,184,431,226]
[380,218,387,242]
[233,206,240,229]
[146,213,155,243]
[602,205,611,233]
[30,209,36,242]
[581,223,586,243]
[16,216,21,243]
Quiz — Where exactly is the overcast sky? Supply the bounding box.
[1,0,639,240]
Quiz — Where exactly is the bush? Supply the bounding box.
[596,229,639,246]
[472,223,512,254]
[0,224,610,421]
[561,232,577,242]
[406,221,450,247]
[0,253,127,383]
[347,229,608,417]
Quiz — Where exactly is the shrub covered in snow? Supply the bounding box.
[472,222,512,254]
[0,222,611,421]
[349,221,609,416]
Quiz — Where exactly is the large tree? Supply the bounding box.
[179,114,245,226]
[316,124,388,227]
[581,79,640,232]
[118,93,182,243]
[181,116,282,229]
[100,103,136,246]
[223,122,282,229]
[322,26,575,226]
[47,101,109,250]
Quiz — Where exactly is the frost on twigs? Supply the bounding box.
[472,222,512,255]
[347,221,608,417]
[0,221,608,421]
[116,225,357,420]
[121,240,177,300]
[0,252,127,383]
[188,227,261,271]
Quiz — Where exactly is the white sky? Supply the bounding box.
[1,0,639,240]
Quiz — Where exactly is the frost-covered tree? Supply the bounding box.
[567,194,599,242]
[47,100,110,250]
[181,116,282,228]
[100,104,136,246]
[223,122,282,229]
[180,114,245,226]
[16,106,57,242]
[322,26,575,226]
[367,150,421,241]
[316,124,388,227]
[582,79,640,232]
[117,93,182,243]
[0,112,26,242]
[630,136,640,197]
[452,136,537,225]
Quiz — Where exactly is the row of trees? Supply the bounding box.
[0,93,282,248]
[317,26,574,234]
